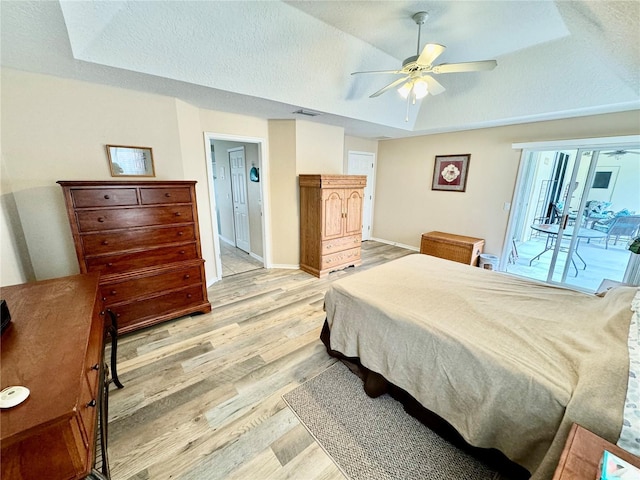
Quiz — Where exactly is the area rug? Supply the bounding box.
[283,362,504,480]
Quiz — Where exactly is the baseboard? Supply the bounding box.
[250,252,264,263]
[369,237,419,252]
[269,264,300,270]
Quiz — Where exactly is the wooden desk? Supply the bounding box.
[1,274,109,480]
[553,424,640,480]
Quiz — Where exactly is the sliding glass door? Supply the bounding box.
[506,145,640,292]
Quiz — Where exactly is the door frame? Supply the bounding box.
[347,150,376,241]
[203,132,271,282]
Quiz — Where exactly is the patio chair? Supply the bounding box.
[591,215,640,248]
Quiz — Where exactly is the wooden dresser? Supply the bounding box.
[58,180,211,334]
[1,274,108,480]
[420,231,484,266]
[299,174,366,278]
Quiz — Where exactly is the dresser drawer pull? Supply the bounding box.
[110,290,117,295]
[107,262,113,267]
[91,364,100,371]
[104,195,110,199]
[178,231,184,236]
[86,399,97,408]
[187,293,192,299]
[184,274,190,279]
[326,244,332,249]
[98,217,105,223]
[101,240,109,245]
[175,212,181,217]
[179,250,185,254]
[165,193,172,197]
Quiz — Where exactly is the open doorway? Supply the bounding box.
[204,133,269,279]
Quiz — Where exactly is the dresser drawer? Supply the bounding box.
[140,187,192,205]
[86,244,199,275]
[100,264,203,305]
[320,247,361,270]
[111,285,205,331]
[82,225,196,255]
[77,205,194,232]
[71,188,138,208]
[84,304,104,396]
[78,375,98,448]
[321,234,361,255]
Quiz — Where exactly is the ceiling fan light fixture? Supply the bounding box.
[398,81,412,98]
[398,78,429,99]
[413,78,429,98]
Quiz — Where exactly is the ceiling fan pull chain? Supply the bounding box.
[405,95,411,122]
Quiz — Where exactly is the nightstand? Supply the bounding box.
[552,424,640,479]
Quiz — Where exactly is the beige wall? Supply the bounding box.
[374,111,640,256]
[175,99,216,282]
[296,121,344,174]
[3,67,636,284]
[268,120,299,267]
[0,68,353,284]
[0,159,32,286]
[1,68,186,282]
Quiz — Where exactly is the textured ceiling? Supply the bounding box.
[1,1,639,139]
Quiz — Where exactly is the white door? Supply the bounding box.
[347,151,375,240]
[229,147,251,253]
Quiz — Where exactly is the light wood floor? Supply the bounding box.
[107,241,414,480]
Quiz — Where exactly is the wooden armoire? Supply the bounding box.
[58,180,211,334]
[299,174,366,278]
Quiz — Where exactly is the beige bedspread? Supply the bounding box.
[324,254,637,479]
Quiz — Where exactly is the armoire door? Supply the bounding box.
[344,189,364,236]
[322,188,345,240]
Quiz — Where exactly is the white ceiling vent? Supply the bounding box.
[293,109,322,117]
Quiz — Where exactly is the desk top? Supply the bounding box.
[0,274,100,444]
[553,424,640,479]
[531,223,607,240]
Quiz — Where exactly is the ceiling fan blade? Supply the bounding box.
[370,76,411,98]
[351,69,404,75]
[432,60,497,74]
[423,75,446,96]
[416,43,446,66]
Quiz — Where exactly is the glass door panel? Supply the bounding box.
[506,146,639,291]
[549,150,595,285]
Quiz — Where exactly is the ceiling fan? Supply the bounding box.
[604,150,640,157]
[351,12,497,118]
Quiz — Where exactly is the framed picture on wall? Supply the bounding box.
[106,145,155,177]
[432,154,470,192]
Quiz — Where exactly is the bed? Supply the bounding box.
[322,253,639,479]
